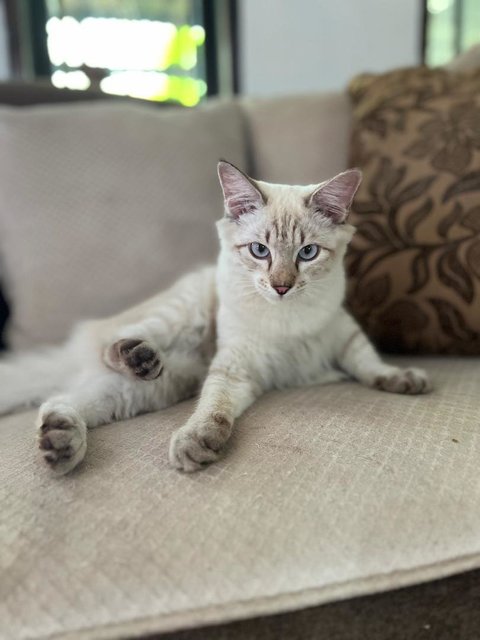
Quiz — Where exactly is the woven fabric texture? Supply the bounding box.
[0,100,247,350]
[242,92,351,184]
[1,357,480,640]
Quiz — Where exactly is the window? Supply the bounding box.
[424,0,480,66]
[4,0,237,106]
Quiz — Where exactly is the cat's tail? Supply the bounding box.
[0,343,76,415]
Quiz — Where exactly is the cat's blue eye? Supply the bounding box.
[298,244,319,261]
[249,242,271,259]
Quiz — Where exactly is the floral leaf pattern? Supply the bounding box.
[347,66,480,354]
[355,221,390,245]
[443,170,480,202]
[437,248,474,303]
[461,205,480,232]
[467,240,480,279]
[394,176,436,207]
[404,101,480,176]
[429,298,477,342]
[405,198,433,240]
[408,252,430,294]
[437,202,462,238]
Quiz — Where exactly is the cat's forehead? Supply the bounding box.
[256,180,317,215]
[244,180,330,243]
[246,214,326,248]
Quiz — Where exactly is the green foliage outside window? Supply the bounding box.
[425,0,480,67]
[46,0,207,106]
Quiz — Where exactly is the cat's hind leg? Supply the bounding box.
[37,370,133,475]
[100,315,212,390]
[37,352,204,475]
[103,338,163,380]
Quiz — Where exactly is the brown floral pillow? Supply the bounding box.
[347,66,480,354]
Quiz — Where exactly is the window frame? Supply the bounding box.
[422,0,477,66]
[4,0,239,101]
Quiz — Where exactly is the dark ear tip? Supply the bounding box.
[218,158,241,167]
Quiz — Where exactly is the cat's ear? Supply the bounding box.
[217,160,265,220]
[308,169,362,224]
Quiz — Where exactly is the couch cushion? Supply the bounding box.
[242,92,351,183]
[347,67,480,354]
[0,100,247,350]
[1,357,480,640]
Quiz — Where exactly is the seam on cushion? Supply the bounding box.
[37,550,480,640]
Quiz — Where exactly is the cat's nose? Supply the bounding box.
[273,285,291,296]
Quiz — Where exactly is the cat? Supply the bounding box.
[0,161,430,475]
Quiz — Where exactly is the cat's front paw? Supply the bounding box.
[105,338,163,380]
[37,412,87,475]
[373,367,431,395]
[169,412,232,472]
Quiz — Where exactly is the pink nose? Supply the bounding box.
[273,285,291,296]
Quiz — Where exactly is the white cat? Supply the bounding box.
[0,161,430,474]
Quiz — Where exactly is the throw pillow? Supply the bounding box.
[347,66,480,354]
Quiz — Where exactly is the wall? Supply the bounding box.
[0,2,9,80]
[239,0,422,96]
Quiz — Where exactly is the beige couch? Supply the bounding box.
[0,83,479,640]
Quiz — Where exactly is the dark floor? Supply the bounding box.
[149,569,480,640]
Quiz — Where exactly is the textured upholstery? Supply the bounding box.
[1,357,480,640]
[0,100,247,349]
[242,92,351,184]
[0,83,136,348]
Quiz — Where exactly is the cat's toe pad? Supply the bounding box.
[38,413,87,475]
[107,339,163,380]
[374,368,431,395]
[169,413,232,472]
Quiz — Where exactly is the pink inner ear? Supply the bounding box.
[310,169,362,224]
[217,161,264,220]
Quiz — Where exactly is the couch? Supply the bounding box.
[0,77,479,640]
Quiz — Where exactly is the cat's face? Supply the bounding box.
[216,161,362,304]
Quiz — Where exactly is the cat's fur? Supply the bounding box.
[0,161,430,474]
